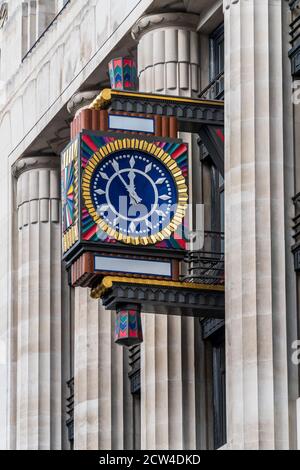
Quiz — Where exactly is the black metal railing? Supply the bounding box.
[182,231,224,285]
[0,2,8,29]
[290,13,300,49]
[22,0,71,62]
[66,377,74,448]
[293,192,300,242]
[128,345,141,395]
[289,2,300,77]
[198,72,224,101]
[289,0,300,10]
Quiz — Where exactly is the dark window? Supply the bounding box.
[211,329,226,449]
[202,321,226,449]
[128,345,141,450]
[209,24,224,99]
[210,165,226,448]
[210,166,224,252]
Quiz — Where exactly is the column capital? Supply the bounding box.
[223,0,240,12]
[67,90,99,117]
[131,12,199,41]
[12,155,59,179]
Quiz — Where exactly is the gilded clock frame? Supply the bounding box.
[82,138,188,246]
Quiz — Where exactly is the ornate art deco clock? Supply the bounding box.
[81,139,188,246]
[62,128,189,294]
[61,88,224,348]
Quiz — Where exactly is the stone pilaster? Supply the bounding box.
[12,156,62,450]
[73,289,133,450]
[224,0,295,449]
[132,13,200,97]
[141,314,201,449]
[132,13,202,450]
[67,94,133,450]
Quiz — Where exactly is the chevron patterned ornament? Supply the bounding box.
[115,304,143,346]
[80,132,188,250]
[108,57,137,91]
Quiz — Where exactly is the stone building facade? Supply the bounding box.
[0,0,299,450]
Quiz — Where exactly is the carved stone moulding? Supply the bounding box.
[12,155,60,179]
[91,276,225,319]
[67,90,99,117]
[223,0,240,11]
[131,12,199,41]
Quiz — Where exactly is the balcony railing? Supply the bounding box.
[128,345,141,395]
[292,191,300,238]
[289,0,300,10]
[66,377,74,447]
[289,4,300,76]
[182,231,224,285]
[22,0,71,62]
[291,192,300,271]
[198,72,224,101]
[0,2,8,29]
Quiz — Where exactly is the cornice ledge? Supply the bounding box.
[131,12,199,41]
[12,155,60,179]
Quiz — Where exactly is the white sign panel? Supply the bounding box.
[108,114,155,134]
[94,255,172,277]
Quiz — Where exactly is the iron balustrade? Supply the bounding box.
[198,72,224,101]
[291,192,300,271]
[0,2,8,29]
[290,13,300,49]
[289,1,300,76]
[182,231,224,285]
[128,345,141,395]
[66,377,74,447]
[293,191,300,242]
[290,0,300,11]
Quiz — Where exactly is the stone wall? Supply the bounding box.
[0,0,154,450]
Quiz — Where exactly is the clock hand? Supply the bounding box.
[115,170,142,205]
[128,170,136,191]
[128,170,142,204]
[129,189,142,205]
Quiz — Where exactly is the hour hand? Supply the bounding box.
[128,170,137,193]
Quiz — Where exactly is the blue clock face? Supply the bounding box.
[90,149,178,239]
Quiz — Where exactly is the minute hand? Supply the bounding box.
[118,173,142,204]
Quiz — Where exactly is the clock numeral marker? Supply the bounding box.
[95,188,105,196]
[98,204,109,213]
[146,220,153,229]
[145,163,152,173]
[156,178,166,185]
[129,221,136,233]
[159,194,171,201]
[100,171,109,180]
[130,156,135,168]
[111,159,119,172]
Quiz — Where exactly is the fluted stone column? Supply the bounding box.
[132,13,200,97]
[67,92,133,450]
[224,0,296,449]
[13,156,62,450]
[74,289,133,450]
[141,314,201,449]
[132,13,202,450]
